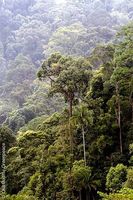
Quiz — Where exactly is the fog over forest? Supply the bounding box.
[0,0,132,131]
[0,0,133,199]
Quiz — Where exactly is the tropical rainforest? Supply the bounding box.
[0,0,133,199]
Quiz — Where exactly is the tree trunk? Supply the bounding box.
[79,191,82,200]
[69,96,74,200]
[86,189,90,200]
[82,126,86,166]
[115,82,123,154]
[69,96,74,158]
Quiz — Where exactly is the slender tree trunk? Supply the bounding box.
[79,191,82,200]
[92,195,95,200]
[69,96,74,200]
[86,189,90,200]
[82,126,86,166]
[115,82,123,154]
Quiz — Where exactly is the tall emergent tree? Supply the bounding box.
[37,53,92,117]
[38,53,91,164]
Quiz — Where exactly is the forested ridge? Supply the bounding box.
[0,0,133,131]
[0,0,133,199]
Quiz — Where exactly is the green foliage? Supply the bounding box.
[72,160,92,190]
[99,188,133,200]
[0,125,15,146]
[0,0,132,133]
[106,164,127,192]
[0,125,16,175]
[20,115,46,132]
[0,194,36,200]
[46,23,90,57]
[125,168,133,189]
[38,53,91,117]
[129,144,133,166]
[0,3,132,200]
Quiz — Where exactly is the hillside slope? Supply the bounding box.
[0,0,132,131]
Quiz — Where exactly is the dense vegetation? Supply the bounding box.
[0,0,133,131]
[0,0,133,199]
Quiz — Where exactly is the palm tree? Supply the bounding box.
[72,160,100,200]
[70,103,93,166]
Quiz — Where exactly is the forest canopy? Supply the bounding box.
[0,0,133,200]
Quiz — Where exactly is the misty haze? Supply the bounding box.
[0,0,133,199]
